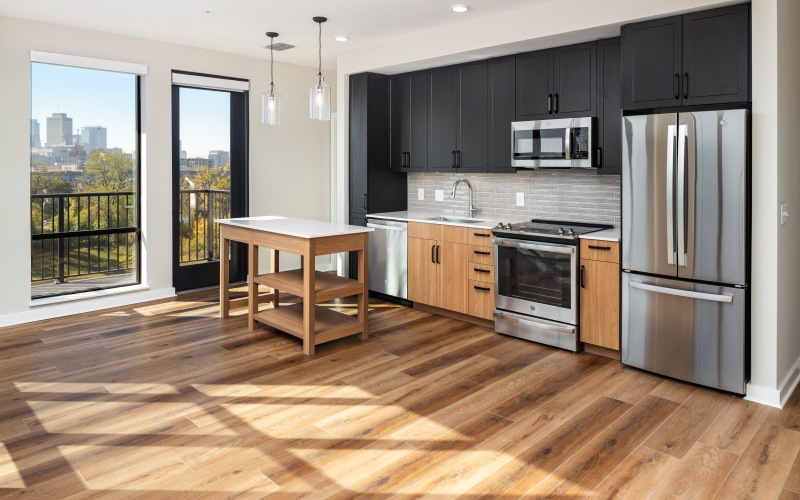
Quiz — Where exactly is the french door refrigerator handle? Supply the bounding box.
[666,125,676,265]
[628,281,733,303]
[676,124,688,267]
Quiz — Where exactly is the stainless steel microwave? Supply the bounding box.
[511,117,594,168]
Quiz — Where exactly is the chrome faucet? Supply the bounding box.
[451,178,476,218]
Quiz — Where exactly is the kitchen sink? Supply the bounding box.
[425,216,487,224]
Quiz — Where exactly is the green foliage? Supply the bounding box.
[82,149,134,192]
[30,173,73,194]
[185,163,230,190]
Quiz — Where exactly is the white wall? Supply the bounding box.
[0,16,335,326]
[334,0,799,406]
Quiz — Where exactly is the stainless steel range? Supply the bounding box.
[492,219,612,352]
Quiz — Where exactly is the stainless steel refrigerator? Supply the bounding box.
[621,109,748,394]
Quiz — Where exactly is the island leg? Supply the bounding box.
[358,233,369,340]
[219,231,230,319]
[248,244,259,331]
[270,249,280,308]
[303,240,316,355]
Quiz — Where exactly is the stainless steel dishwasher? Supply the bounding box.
[366,218,408,300]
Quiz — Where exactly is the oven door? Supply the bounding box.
[494,237,577,324]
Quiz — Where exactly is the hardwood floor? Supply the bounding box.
[0,289,798,498]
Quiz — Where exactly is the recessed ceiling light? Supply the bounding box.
[335,36,349,42]
[451,4,469,13]
[203,9,213,14]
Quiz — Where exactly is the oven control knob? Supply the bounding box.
[568,228,575,235]
[558,227,564,235]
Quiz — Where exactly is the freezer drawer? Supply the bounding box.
[621,273,746,394]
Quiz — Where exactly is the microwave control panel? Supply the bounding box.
[572,128,590,159]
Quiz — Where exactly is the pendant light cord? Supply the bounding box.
[317,20,323,83]
[270,39,274,87]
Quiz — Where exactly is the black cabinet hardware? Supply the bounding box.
[683,72,689,99]
[547,94,553,114]
[363,194,368,210]
[596,147,603,167]
[474,267,490,273]
[436,245,440,264]
[474,285,491,291]
[674,73,680,99]
[580,265,586,288]
[588,245,612,250]
[431,244,436,264]
[456,150,461,168]
[474,250,491,256]
[553,93,559,114]
[451,151,457,168]
[473,233,490,238]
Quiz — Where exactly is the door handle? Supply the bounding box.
[666,124,676,265]
[674,73,680,100]
[580,265,585,288]
[456,150,461,168]
[451,151,457,168]
[431,244,436,264]
[473,285,491,291]
[553,93,559,114]
[629,281,733,303]
[596,147,602,168]
[588,245,611,251]
[683,73,689,99]
[677,124,688,267]
[363,193,368,210]
[436,245,440,264]
[547,94,552,114]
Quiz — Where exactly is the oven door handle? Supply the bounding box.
[494,311,576,334]
[492,237,576,255]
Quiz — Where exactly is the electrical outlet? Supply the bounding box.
[782,203,789,225]
[516,192,525,207]
[418,188,424,200]
[435,190,444,201]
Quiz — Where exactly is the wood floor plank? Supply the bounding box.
[647,441,738,499]
[590,445,679,499]
[716,423,800,499]
[699,397,773,456]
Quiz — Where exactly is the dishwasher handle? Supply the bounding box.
[366,223,407,232]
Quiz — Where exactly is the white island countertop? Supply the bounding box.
[367,211,499,230]
[217,216,373,239]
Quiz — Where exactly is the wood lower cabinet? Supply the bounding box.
[408,228,469,314]
[579,239,620,351]
[468,281,494,320]
[408,237,439,307]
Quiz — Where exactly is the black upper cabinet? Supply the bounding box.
[682,4,750,106]
[428,66,459,171]
[622,16,682,110]
[488,56,516,173]
[596,38,622,176]
[516,42,596,120]
[553,42,597,118]
[390,72,429,172]
[622,4,750,110]
[349,73,406,215]
[428,62,490,173]
[515,50,553,120]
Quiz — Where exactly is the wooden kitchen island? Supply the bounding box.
[218,216,372,355]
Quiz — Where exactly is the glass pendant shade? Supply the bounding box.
[262,86,282,125]
[309,76,331,121]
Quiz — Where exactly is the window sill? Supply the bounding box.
[30,284,150,307]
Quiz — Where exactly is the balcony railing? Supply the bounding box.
[31,191,138,286]
[178,189,231,264]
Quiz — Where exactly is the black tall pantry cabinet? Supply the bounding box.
[348,73,407,279]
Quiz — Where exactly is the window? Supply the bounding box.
[30,61,141,299]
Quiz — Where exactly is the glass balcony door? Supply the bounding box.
[171,76,248,292]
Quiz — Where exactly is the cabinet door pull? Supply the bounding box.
[403,152,409,168]
[474,285,491,291]
[553,93,559,114]
[683,73,689,99]
[451,151,457,168]
[580,265,586,288]
[363,193,368,210]
[474,250,491,256]
[436,245,440,264]
[588,245,611,251]
[431,244,436,264]
[474,267,490,273]
[473,232,490,238]
[596,147,602,168]
[456,150,461,168]
[547,94,552,114]
[674,73,680,99]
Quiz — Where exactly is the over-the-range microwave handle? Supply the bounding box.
[494,310,576,334]
[492,237,576,255]
[564,127,572,160]
[628,281,733,303]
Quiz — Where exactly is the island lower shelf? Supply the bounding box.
[254,303,363,345]
[255,270,363,303]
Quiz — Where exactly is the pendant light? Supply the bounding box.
[309,16,331,121]
[261,32,282,125]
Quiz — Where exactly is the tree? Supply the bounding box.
[187,164,230,190]
[82,149,134,192]
[30,173,73,194]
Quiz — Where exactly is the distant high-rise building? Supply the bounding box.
[30,119,41,148]
[80,126,107,154]
[46,113,73,146]
[208,150,230,168]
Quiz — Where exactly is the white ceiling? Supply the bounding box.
[0,0,553,69]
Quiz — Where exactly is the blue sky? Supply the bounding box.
[31,63,230,158]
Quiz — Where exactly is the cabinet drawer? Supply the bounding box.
[470,245,494,265]
[580,239,619,263]
[469,281,495,321]
[469,264,494,283]
[408,222,469,244]
[468,228,494,246]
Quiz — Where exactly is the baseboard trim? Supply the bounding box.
[0,287,176,328]
[745,357,800,408]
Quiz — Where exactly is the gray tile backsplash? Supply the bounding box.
[407,171,621,225]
